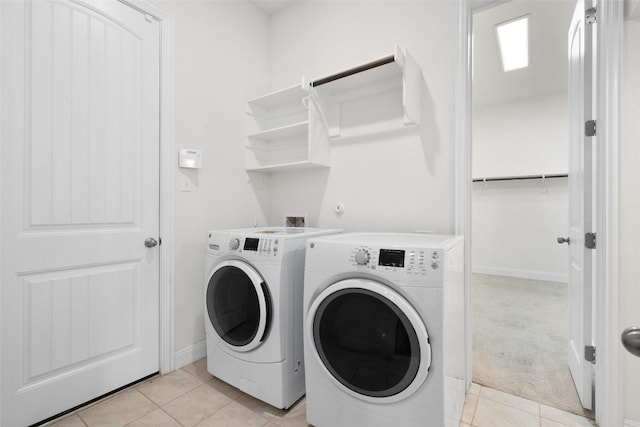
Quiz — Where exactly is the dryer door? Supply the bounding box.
[206,260,272,352]
[307,278,431,403]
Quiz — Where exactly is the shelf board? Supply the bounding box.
[247,84,308,110]
[247,121,308,142]
[246,160,330,173]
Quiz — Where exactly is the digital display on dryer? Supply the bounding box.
[378,249,405,268]
[243,238,259,251]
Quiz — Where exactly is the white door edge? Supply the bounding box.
[454,0,623,424]
[120,0,176,376]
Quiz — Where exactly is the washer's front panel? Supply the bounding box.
[206,262,271,351]
[307,279,432,404]
[313,288,421,398]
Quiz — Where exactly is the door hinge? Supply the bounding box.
[585,232,596,249]
[586,6,597,24]
[585,345,596,363]
[585,119,596,137]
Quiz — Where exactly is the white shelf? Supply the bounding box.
[245,160,331,173]
[247,85,309,110]
[247,121,308,142]
[310,46,422,139]
[244,79,330,172]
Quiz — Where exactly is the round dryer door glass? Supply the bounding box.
[206,261,272,350]
[310,279,431,401]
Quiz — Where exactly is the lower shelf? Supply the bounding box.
[245,160,330,173]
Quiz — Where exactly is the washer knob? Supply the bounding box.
[355,249,370,266]
[229,238,240,250]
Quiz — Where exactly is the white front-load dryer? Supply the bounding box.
[204,227,340,409]
[303,233,465,427]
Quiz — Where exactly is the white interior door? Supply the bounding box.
[566,0,594,410]
[0,0,161,425]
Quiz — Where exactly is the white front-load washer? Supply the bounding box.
[204,227,341,409]
[303,233,466,427]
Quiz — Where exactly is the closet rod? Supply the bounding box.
[311,55,395,87]
[472,173,568,183]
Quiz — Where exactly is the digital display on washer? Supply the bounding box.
[378,249,405,268]
[243,238,259,251]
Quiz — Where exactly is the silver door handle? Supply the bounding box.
[144,237,158,248]
[622,327,640,358]
[557,237,570,244]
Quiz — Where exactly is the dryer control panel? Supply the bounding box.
[207,232,281,259]
[348,246,442,275]
[233,236,280,257]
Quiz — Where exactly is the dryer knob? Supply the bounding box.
[355,250,370,266]
[229,238,240,250]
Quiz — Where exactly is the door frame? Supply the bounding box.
[121,0,175,376]
[455,0,623,425]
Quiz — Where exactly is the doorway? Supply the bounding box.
[469,0,591,417]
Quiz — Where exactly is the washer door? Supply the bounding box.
[307,278,431,403]
[206,260,272,352]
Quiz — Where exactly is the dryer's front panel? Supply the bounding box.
[206,260,272,352]
[308,278,431,403]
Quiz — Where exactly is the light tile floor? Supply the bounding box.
[45,358,596,427]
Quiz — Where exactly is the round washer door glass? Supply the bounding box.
[206,260,271,352]
[309,278,431,402]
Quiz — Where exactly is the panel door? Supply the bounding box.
[567,0,594,410]
[0,0,161,424]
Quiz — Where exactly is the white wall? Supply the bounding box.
[472,92,569,178]
[159,0,270,353]
[472,92,569,281]
[472,179,569,282]
[622,3,640,422]
[264,1,457,233]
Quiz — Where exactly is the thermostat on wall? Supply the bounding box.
[179,149,202,169]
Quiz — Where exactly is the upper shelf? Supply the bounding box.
[246,121,308,142]
[247,83,309,111]
[310,46,422,139]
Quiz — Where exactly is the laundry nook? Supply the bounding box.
[0,0,638,426]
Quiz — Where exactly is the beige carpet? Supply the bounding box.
[472,273,594,419]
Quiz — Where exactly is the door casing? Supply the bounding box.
[455,0,623,425]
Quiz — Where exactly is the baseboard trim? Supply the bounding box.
[624,420,640,427]
[174,340,206,370]
[472,266,568,283]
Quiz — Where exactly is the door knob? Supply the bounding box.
[557,237,570,244]
[144,237,158,248]
[622,327,640,358]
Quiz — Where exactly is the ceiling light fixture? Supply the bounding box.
[495,15,529,72]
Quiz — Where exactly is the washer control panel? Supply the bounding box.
[349,246,442,275]
[227,236,280,257]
